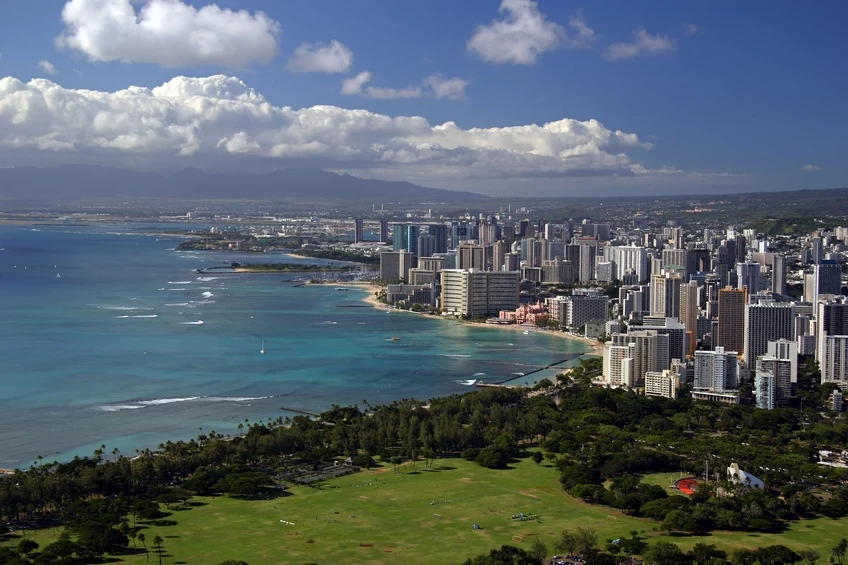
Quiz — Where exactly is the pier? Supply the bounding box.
[280,406,321,417]
[487,357,574,385]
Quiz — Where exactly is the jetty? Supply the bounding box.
[485,357,574,386]
[280,406,321,417]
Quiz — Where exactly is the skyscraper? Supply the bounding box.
[772,254,786,295]
[576,237,598,282]
[679,280,700,352]
[717,287,747,355]
[379,219,389,244]
[457,243,490,271]
[406,225,420,255]
[813,260,842,304]
[392,224,407,252]
[607,245,649,283]
[816,298,848,364]
[736,262,762,294]
[650,269,683,318]
[743,301,795,369]
[440,269,520,317]
[417,234,436,260]
[353,219,364,243]
[428,224,448,254]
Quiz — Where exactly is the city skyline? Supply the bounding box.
[0,0,845,196]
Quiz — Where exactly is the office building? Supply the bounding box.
[457,243,491,271]
[717,287,747,355]
[737,262,762,293]
[379,219,389,244]
[379,251,413,282]
[428,224,448,254]
[645,370,680,399]
[392,224,407,252]
[440,269,520,318]
[680,280,700,352]
[812,261,842,304]
[694,347,740,391]
[772,254,786,295]
[353,219,364,243]
[406,225,420,255]
[743,301,795,369]
[417,234,436,260]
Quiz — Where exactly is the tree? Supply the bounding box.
[16,539,38,556]
[799,550,820,565]
[461,544,542,565]
[138,532,148,562]
[532,452,544,465]
[642,541,689,565]
[833,539,847,565]
[530,537,548,562]
[154,535,164,565]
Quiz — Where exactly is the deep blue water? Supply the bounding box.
[0,224,584,467]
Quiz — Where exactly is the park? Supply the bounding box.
[4,453,847,564]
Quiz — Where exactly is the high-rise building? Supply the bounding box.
[546,288,609,329]
[576,237,598,282]
[743,301,795,369]
[650,269,683,318]
[392,224,407,252]
[772,254,786,295]
[630,317,687,368]
[736,262,762,294]
[541,258,575,284]
[755,339,797,405]
[457,243,491,271]
[440,269,520,317]
[662,248,688,278]
[379,219,389,244]
[754,369,776,410]
[812,261,842,304]
[812,237,823,264]
[816,298,848,363]
[717,287,747,355]
[607,245,649,283]
[353,219,364,243]
[821,335,848,390]
[406,225,420,255]
[428,224,448,254]
[694,347,740,391]
[680,280,699,352]
[603,343,634,387]
[493,240,508,272]
[418,256,444,273]
[610,330,669,385]
[417,234,436,260]
[379,251,413,282]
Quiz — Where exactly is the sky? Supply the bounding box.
[0,0,845,197]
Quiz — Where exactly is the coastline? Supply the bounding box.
[317,282,604,356]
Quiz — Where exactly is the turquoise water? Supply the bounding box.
[0,224,585,467]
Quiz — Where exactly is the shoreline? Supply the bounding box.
[316,282,603,356]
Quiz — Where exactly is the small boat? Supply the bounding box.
[522,330,532,335]
[335,287,351,291]
[56,273,61,278]
[260,340,265,354]
[391,337,401,341]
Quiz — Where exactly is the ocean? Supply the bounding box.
[0,224,585,467]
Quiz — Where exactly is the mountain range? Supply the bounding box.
[0,165,483,202]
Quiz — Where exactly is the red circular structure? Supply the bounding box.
[674,477,700,495]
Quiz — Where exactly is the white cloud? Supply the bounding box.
[286,40,353,74]
[467,0,595,65]
[56,0,280,69]
[37,61,58,75]
[603,28,676,61]
[341,72,468,100]
[683,23,698,37]
[802,164,822,172]
[0,74,668,183]
[423,75,470,100]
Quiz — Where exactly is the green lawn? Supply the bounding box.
[4,456,847,564]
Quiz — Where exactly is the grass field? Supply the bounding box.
[3,456,848,564]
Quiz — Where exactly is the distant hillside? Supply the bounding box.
[0,165,483,202]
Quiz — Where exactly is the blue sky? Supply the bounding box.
[0,0,845,196]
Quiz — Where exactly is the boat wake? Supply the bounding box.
[440,354,471,358]
[201,291,214,298]
[131,315,158,318]
[196,276,219,282]
[181,320,204,325]
[168,281,192,285]
[456,379,478,386]
[472,372,486,377]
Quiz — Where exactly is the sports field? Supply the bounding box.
[4,456,847,564]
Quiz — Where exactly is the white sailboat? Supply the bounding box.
[260,340,265,355]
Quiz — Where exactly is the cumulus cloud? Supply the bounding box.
[0,74,667,182]
[286,40,353,74]
[467,0,595,65]
[56,0,280,68]
[37,61,58,75]
[802,164,822,172]
[603,28,676,61]
[341,72,468,100]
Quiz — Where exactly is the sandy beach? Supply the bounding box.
[318,282,604,356]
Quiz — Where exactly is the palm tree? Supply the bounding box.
[154,535,164,565]
[237,423,244,436]
[833,539,847,565]
[112,447,121,462]
[138,532,148,561]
